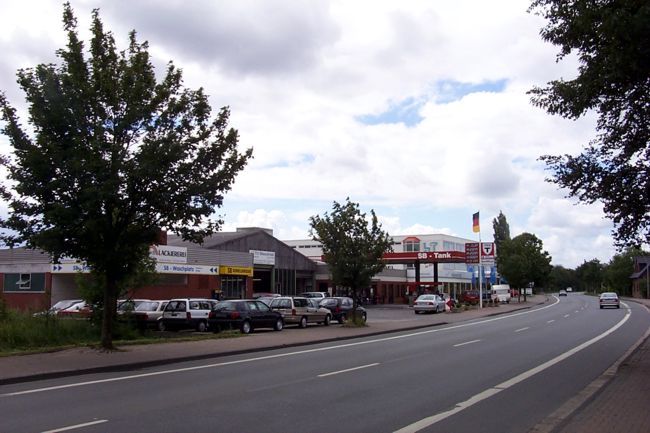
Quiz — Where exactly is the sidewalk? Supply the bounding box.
[0,299,541,385]
[550,297,650,433]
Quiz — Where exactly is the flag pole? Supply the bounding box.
[478,225,483,309]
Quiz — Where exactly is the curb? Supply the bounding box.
[0,303,539,386]
[529,301,650,433]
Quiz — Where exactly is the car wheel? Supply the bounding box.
[273,318,283,331]
[157,320,165,332]
[414,310,420,315]
[338,314,347,324]
[241,320,252,334]
[323,314,331,326]
[600,305,604,309]
[196,321,207,333]
[299,316,308,328]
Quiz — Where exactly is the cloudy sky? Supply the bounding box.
[0,0,616,268]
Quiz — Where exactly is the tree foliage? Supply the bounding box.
[529,0,650,248]
[309,198,393,309]
[498,233,552,293]
[0,4,252,348]
[604,247,649,296]
[575,259,605,293]
[548,265,580,291]
[492,211,511,254]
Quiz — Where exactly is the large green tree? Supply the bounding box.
[604,247,649,296]
[529,0,650,248]
[492,211,511,255]
[575,259,605,293]
[548,265,580,291]
[0,4,252,349]
[498,233,552,298]
[309,198,392,316]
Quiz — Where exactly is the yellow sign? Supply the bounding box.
[219,266,253,277]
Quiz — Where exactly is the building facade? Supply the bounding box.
[0,227,316,311]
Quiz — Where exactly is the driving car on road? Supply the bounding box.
[208,300,284,334]
[559,289,567,296]
[268,296,331,327]
[413,294,446,314]
[599,292,620,309]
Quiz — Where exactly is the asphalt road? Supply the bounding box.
[1,294,648,433]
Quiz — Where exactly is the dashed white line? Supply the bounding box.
[515,327,529,333]
[547,320,555,324]
[564,314,570,318]
[4,297,562,397]
[453,339,481,347]
[41,419,108,433]
[318,363,379,377]
[393,308,632,433]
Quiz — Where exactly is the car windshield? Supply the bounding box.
[319,298,338,307]
[601,292,617,298]
[417,295,436,300]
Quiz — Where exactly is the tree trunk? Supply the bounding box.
[100,279,117,350]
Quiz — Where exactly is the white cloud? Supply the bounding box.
[0,1,617,269]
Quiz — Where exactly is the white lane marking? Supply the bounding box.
[41,419,108,433]
[453,339,481,347]
[318,363,379,378]
[547,320,555,324]
[3,297,561,397]
[575,310,580,313]
[515,327,529,333]
[564,314,570,318]
[393,307,631,433]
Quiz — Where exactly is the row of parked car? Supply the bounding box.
[40,293,368,335]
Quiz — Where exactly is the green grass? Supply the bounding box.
[0,310,244,356]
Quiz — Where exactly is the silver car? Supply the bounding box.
[414,294,446,314]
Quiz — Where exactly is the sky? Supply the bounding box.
[0,0,617,269]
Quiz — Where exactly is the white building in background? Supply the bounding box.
[283,233,489,301]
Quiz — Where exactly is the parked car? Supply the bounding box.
[256,296,279,306]
[413,294,446,314]
[599,292,620,309]
[208,300,284,334]
[460,290,490,305]
[491,285,512,303]
[269,296,331,327]
[559,289,568,297]
[117,299,151,314]
[318,297,367,324]
[33,299,84,317]
[161,298,218,332]
[132,300,169,331]
[299,291,329,299]
[56,300,93,318]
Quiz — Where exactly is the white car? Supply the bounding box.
[162,298,218,332]
[413,294,446,314]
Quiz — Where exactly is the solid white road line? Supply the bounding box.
[41,419,108,433]
[515,327,529,333]
[453,339,481,347]
[3,297,562,397]
[317,363,379,378]
[393,307,631,433]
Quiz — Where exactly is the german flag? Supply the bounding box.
[472,212,480,233]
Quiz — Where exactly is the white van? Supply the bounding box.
[491,284,512,304]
